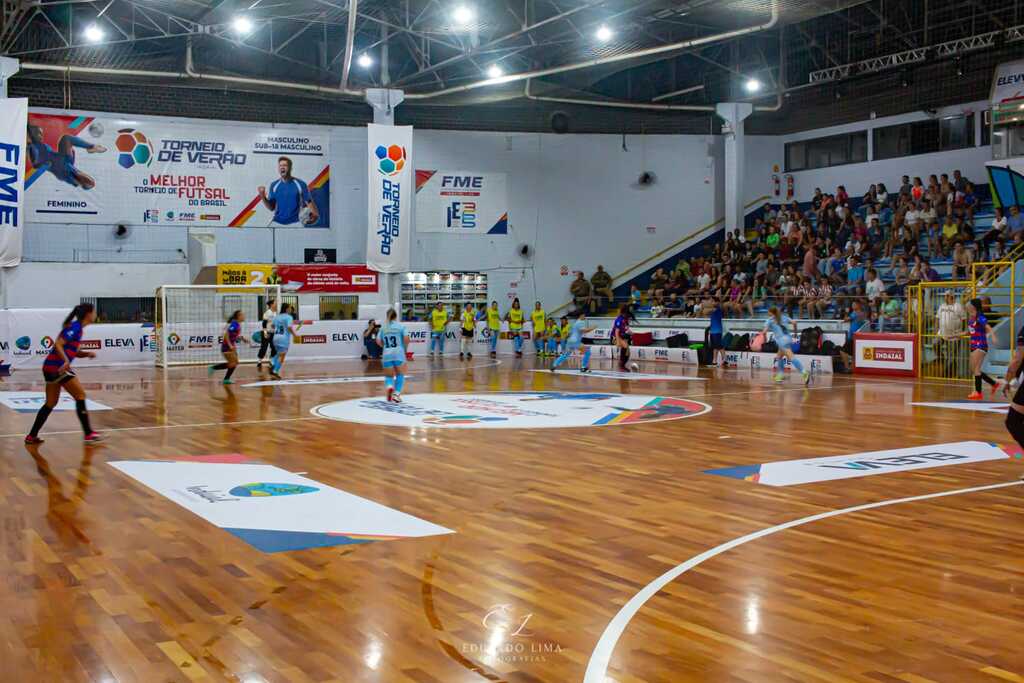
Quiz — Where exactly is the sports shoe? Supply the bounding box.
[803,370,811,386]
[223,379,233,385]
[24,435,44,445]
[966,391,983,400]
[580,366,590,373]
[629,362,640,372]
[386,386,394,402]
[83,432,103,443]
[467,353,473,359]
[207,365,216,377]
[270,371,282,380]
[459,353,465,360]
[393,392,403,403]
[991,380,1003,397]
[773,373,785,382]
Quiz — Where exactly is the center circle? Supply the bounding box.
[311,391,712,429]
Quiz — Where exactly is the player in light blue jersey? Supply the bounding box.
[550,311,594,373]
[763,306,810,385]
[377,308,410,403]
[270,303,300,379]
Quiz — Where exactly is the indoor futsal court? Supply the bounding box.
[3,0,1024,681]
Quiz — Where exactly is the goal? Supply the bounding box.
[155,284,282,367]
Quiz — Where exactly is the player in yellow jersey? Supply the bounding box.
[546,317,560,356]
[506,297,525,357]
[485,300,502,358]
[460,302,476,360]
[531,301,547,356]
[429,302,448,357]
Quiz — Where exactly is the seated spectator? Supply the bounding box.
[664,293,684,317]
[940,214,959,256]
[865,268,885,308]
[838,256,865,296]
[953,169,969,193]
[898,175,912,199]
[1008,205,1024,244]
[648,267,669,299]
[877,182,890,206]
[590,265,614,312]
[952,242,972,280]
[982,207,1008,260]
[911,177,925,201]
[879,295,903,331]
[570,272,593,314]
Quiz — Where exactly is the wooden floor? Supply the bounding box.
[2,356,1023,683]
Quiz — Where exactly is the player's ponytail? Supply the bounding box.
[768,305,781,325]
[63,303,95,328]
[386,308,397,322]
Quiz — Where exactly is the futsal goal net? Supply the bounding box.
[155,284,282,367]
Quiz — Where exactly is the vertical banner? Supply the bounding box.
[0,98,27,267]
[366,124,412,273]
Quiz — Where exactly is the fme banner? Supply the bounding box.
[415,170,508,234]
[23,110,330,228]
[366,123,412,273]
[0,98,27,266]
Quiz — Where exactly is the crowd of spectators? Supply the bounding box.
[571,168,1016,331]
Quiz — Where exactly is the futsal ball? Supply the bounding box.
[88,121,104,138]
[374,144,406,176]
[630,362,640,372]
[1011,378,1020,391]
[299,205,314,225]
[115,128,154,169]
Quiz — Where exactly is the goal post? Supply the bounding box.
[155,284,282,367]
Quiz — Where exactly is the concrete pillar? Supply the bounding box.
[716,102,753,234]
[0,57,19,98]
[365,88,405,125]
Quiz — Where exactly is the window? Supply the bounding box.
[982,109,991,146]
[320,295,359,321]
[784,131,867,172]
[82,297,156,323]
[873,113,974,160]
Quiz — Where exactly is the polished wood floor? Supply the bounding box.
[1,356,1022,683]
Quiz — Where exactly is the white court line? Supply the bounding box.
[582,479,1024,683]
[0,416,321,440]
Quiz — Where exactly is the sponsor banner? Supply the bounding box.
[242,376,407,388]
[25,110,329,227]
[404,322,539,358]
[992,59,1024,104]
[367,124,412,272]
[109,455,452,553]
[304,248,336,264]
[912,401,1009,414]
[854,332,916,377]
[312,391,711,429]
[532,369,705,381]
[724,350,834,374]
[706,441,1009,487]
[0,98,27,266]
[415,170,508,234]
[589,344,701,366]
[216,263,379,292]
[0,391,110,413]
[0,309,156,369]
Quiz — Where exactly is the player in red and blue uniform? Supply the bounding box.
[966,298,1000,400]
[208,310,247,385]
[27,125,106,189]
[25,304,102,444]
[612,303,637,372]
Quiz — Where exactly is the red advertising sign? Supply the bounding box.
[276,265,379,293]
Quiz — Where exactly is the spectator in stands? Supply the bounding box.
[940,213,959,256]
[836,185,850,206]
[648,267,669,299]
[952,242,973,280]
[982,207,1008,259]
[838,256,865,296]
[862,184,878,206]
[959,183,978,224]
[629,283,643,308]
[865,268,885,309]
[911,177,925,201]
[570,272,593,314]
[953,169,969,193]
[590,265,614,313]
[664,293,683,317]
[879,294,903,331]
[1008,205,1024,244]
[877,182,890,206]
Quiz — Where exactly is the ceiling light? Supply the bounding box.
[596,25,613,42]
[744,78,762,93]
[83,24,104,43]
[358,53,373,68]
[486,64,504,79]
[232,16,254,34]
[453,5,474,25]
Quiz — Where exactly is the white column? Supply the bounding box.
[716,102,753,233]
[365,88,405,125]
[0,57,19,99]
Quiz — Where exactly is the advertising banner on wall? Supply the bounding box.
[0,98,27,267]
[415,170,508,234]
[853,332,916,377]
[366,124,412,273]
[992,59,1024,105]
[216,264,379,292]
[24,111,330,228]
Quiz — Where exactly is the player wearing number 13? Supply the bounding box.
[377,309,410,403]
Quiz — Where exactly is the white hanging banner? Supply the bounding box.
[366,123,412,273]
[0,98,27,267]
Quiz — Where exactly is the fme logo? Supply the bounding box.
[0,135,22,230]
[441,175,483,189]
[409,330,428,341]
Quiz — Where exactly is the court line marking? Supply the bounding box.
[582,479,1024,683]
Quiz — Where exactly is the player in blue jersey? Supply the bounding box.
[550,311,594,373]
[258,156,320,226]
[966,298,999,399]
[612,303,638,372]
[25,304,101,444]
[762,306,811,385]
[27,125,106,189]
[377,308,410,403]
[269,303,300,379]
[208,310,247,384]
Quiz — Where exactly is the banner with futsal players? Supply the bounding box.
[366,123,412,273]
[0,98,27,266]
[23,109,330,228]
